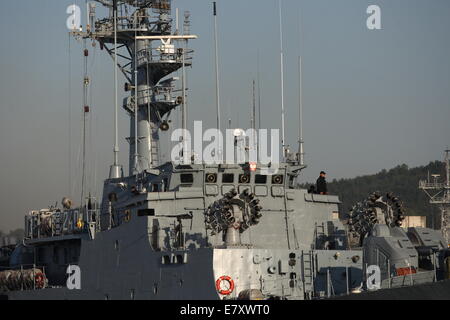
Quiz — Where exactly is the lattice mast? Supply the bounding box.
[72,0,197,176]
[419,150,450,245]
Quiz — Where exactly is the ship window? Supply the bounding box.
[180,174,194,184]
[255,175,267,184]
[138,209,155,217]
[222,173,234,183]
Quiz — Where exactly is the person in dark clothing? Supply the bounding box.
[316,171,328,195]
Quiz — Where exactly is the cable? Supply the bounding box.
[81,37,89,208]
[68,33,72,199]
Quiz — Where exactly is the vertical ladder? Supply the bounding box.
[301,250,315,298]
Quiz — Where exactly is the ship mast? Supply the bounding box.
[297,7,305,168]
[109,0,122,179]
[72,0,197,176]
[298,56,305,166]
[419,150,450,245]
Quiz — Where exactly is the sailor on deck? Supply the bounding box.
[316,171,328,195]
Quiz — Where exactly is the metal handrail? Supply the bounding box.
[419,180,446,189]
[25,208,100,240]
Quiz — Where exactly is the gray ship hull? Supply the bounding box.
[334,279,450,300]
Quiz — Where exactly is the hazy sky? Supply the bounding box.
[0,0,449,231]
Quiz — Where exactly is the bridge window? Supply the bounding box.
[222,173,234,183]
[255,175,267,184]
[180,174,194,184]
[138,209,155,217]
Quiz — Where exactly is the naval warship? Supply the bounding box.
[1,0,449,300]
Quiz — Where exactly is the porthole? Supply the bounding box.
[239,174,250,184]
[272,175,284,185]
[205,173,217,183]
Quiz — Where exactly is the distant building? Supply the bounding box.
[402,216,427,228]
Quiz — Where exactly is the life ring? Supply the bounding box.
[216,276,235,295]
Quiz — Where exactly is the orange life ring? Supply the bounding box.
[216,275,235,295]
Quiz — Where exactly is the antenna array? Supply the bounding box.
[419,150,450,245]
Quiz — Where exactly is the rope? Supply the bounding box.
[80,36,88,208]
[68,33,72,199]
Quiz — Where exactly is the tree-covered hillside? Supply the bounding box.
[301,161,445,228]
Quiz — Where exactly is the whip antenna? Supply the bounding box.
[213,2,222,158]
[278,0,286,159]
